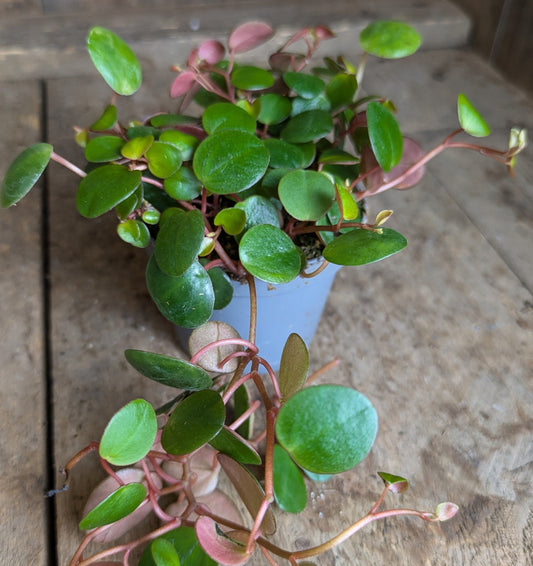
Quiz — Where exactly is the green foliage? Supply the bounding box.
[0,143,53,208]
[161,390,225,455]
[87,26,142,95]
[457,93,491,137]
[99,399,157,466]
[366,101,403,172]
[360,21,421,59]
[276,385,378,474]
[273,444,307,513]
[79,482,147,530]
[278,333,309,401]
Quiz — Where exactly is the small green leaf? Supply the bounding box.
[85,135,125,162]
[161,390,225,455]
[146,141,183,178]
[366,101,403,172]
[234,195,280,233]
[257,93,292,125]
[125,349,212,390]
[164,167,202,200]
[377,471,409,493]
[263,138,306,169]
[283,71,325,99]
[209,426,262,465]
[273,444,307,513]
[326,73,357,109]
[79,482,147,530]
[152,538,181,566]
[121,135,154,160]
[193,130,269,194]
[323,227,407,265]
[146,255,215,328]
[117,219,151,248]
[239,224,301,284]
[208,266,234,310]
[234,384,251,439]
[90,104,118,131]
[202,102,257,134]
[214,208,246,235]
[76,165,142,218]
[154,208,205,276]
[1,143,53,208]
[281,110,333,143]
[231,66,274,91]
[99,399,157,466]
[337,184,359,220]
[291,94,331,116]
[159,130,199,161]
[139,527,216,566]
[87,26,142,95]
[278,170,336,221]
[279,333,309,401]
[360,21,421,59]
[276,385,378,474]
[457,93,491,137]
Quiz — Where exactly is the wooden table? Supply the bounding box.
[1,26,532,566]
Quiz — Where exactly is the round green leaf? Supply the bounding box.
[208,266,234,310]
[154,208,205,276]
[276,385,378,474]
[115,185,143,219]
[323,227,407,265]
[214,208,246,235]
[99,399,158,466]
[146,141,183,179]
[281,110,333,143]
[235,195,280,232]
[90,104,118,131]
[231,65,274,90]
[291,94,331,116]
[139,527,216,566]
[457,93,491,137]
[360,21,421,59]
[239,225,301,283]
[117,219,151,248]
[85,135,125,162]
[164,166,202,200]
[202,102,256,134]
[161,390,225,455]
[193,130,269,194]
[125,349,213,390]
[209,426,262,465]
[273,444,307,513]
[146,255,215,328]
[366,101,403,172]
[257,93,292,125]
[128,125,161,139]
[263,138,306,169]
[283,71,325,99]
[159,130,199,161]
[87,26,142,95]
[79,482,147,530]
[152,538,181,566]
[278,170,335,221]
[121,135,154,160]
[1,143,53,208]
[76,165,142,218]
[325,73,357,109]
[279,333,309,401]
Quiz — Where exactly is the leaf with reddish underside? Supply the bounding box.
[228,22,274,54]
[171,71,198,98]
[195,516,253,565]
[377,471,409,494]
[198,40,225,64]
[218,454,276,536]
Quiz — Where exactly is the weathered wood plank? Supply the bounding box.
[46,51,532,565]
[0,0,470,80]
[0,81,47,564]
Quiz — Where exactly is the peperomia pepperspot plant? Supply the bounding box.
[1,21,525,329]
[1,20,526,566]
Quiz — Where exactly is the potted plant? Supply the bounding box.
[1,21,524,363]
[1,20,526,566]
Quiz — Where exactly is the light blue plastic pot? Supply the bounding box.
[176,260,342,371]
